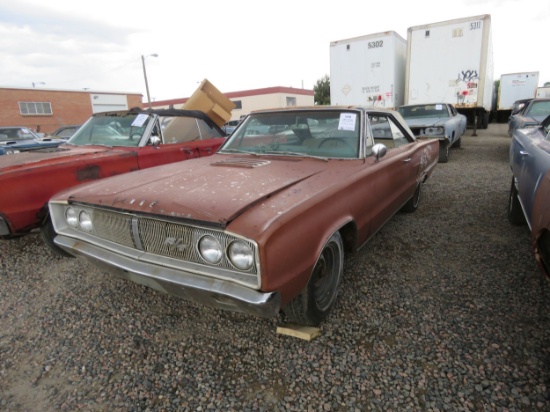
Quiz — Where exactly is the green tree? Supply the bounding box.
[544,81,550,87]
[314,75,330,105]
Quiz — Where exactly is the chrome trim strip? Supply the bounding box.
[0,217,10,236]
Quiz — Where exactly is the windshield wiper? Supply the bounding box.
[263,151,328,161]
[219,148,259,156]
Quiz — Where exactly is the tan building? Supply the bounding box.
[0,87,142,134]
[151,86,315,121]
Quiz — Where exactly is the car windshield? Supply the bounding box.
[0,127,39,142]
[398,104,449,119]
[219,110,361,159]
[67,113,153,147]
[526,101,550,116]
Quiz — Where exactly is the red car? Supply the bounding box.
[48,106,439,325]
[0,108,226,252]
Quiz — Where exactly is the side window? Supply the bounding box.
[160,117,200,144]
[370,114,411,148]
[388,118,410,147]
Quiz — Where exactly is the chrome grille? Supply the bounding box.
[93,209,134,247]
[87,207,258,275]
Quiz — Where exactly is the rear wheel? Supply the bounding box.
[283,231,344,326]
[40,217,74,257]
[507,177,526,225]
[401,183,421,213]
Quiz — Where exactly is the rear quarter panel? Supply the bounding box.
[531,168,550,279]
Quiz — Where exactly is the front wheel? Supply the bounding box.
[507,177,526,225]
[283,231,344,326]
[438,143,449,163]
[40,217,74,257]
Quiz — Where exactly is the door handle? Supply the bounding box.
[519,150,529,156]
[403,158,412,163]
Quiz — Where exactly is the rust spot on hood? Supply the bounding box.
[76,165,101,181]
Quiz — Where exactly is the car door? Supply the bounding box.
[449,104,466,137]
[362,113,419,234]
[512,131,550,223]
[137,115,225,169]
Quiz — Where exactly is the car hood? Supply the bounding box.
[403,118,446,127]
[63,155,332,227]
[0,144,129,172]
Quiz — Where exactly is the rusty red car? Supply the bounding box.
[0,108,226,250]
[48,106,439,325]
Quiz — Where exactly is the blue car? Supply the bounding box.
[0,126,65,155]
[397,103,467,163]
[508,98,550,137]
[508,114,550,279]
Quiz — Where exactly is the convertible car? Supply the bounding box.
[508,98,550,136]
[397,103,467,163]
[0,108,226,249]
[508,114,550,279]
[0,126,65,155]
[48,106,439,325]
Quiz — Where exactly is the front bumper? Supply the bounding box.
[0,217,11,236]
[55,235,281,319]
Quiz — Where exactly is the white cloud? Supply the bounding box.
[0,0,548,100]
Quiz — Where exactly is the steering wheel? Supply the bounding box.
[318,138,356,154]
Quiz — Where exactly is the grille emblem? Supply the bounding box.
[164,237,188,252]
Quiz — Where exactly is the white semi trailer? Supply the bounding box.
[330,31,407,109]
[404,14,494,129]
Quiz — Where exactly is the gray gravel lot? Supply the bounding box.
[1,123,549,411]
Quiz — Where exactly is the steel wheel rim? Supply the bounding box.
[313,241,342,311]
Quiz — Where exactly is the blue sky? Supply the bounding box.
[0,0,547,101]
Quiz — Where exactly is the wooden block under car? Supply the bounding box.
[276,323,321,341]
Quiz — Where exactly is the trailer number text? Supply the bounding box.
[368,41,383,49]
[470,22,481,30]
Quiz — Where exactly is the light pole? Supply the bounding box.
[141,54,158,109]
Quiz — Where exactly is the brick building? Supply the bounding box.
[0,87,143,134]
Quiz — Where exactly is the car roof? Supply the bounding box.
[90,107,224,133]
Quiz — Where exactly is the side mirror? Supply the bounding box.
[372,143,387,160]
[150,135,161,147]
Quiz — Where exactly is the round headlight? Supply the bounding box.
[199,235,223,264]
[65,207,78,228]
[228,240,254,270]
[79,210,93,232]
[424,126,444,136]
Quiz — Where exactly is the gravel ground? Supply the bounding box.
[1,123,549,411]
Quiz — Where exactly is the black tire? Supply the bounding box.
[40,217,74,257]
[507,177,526,225]
[283,231,344,326]
[452,137,461,148]
[401,183,421,213]
[438,143,449,163]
